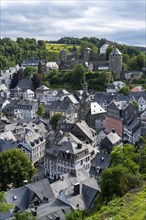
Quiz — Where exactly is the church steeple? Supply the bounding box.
[82,77,89,100]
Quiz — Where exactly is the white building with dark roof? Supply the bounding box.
[23,89,34,101]
[100,44,109,54]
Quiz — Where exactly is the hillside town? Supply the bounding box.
[0,42,146,220]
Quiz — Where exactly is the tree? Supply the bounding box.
[87,71,110,91]
[0,192,14,213]
[37,103,45,118]
[138,145,146,175]
[119,86,130,96]
[100,165,130,201]
[80,40,98,54]
[10,68,24,89]
[0,149,35,190]
[38,61,43,74]
[71,64,85,89]
[111,144,139,174]
[32,73,42,90]
[132,100,139,109]
[12,211,36,220]
[123,54,130,65]
[106,46,113,60]
[24,66,36,78]
[50,113,62,130]
[66,209,88,220]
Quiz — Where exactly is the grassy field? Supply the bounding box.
[86,185,146,220]
[46,43,80,52]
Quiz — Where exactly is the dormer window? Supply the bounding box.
[31,142,35,147]
[40,136,43,141]
[35,139,39,144]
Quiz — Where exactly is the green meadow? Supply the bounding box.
[46,43,80,52]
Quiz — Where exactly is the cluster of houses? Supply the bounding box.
[0,45,146,219]
[1,75,146,219]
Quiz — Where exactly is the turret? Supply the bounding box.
[109,47,122,79]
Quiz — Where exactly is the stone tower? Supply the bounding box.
[109,47,122,79]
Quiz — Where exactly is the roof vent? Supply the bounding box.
[101,157,104,161]
[13,195,17,200]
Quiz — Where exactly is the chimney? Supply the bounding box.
[112,128,116,133]
[74,182,80,196]
[77,143,82,149]
[23,180,28,185]
[60,176,64,181]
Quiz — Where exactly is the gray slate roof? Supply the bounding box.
[16,78,33,90]
[110,48,122,55]
[37,199,71,220]
[94,92,128,104]
[6,179,54,211]
[50,101,71,111]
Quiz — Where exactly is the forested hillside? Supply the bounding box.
[0,37,145,71]
[86,185,146,220]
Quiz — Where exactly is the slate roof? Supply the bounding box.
[17,100,38,108]
[106,83,116,90]
[51,169,89,198]
[50,101,71,111]
[36,85,50,92]
[94,92,128,104]
[16,78,33,90]
[113,100,130,110]
[0,117,10,132]
[0,130,17,142]
[82,178,100,209]
[110,48,122,55]
[64,94,79,105]
[59,141,88,155]
[13,86,22,91]
[6,179,55,211]
[37,199,71,220]
[107,131,121,144]
[58,132,83,145]
[27,179,54,202]
[21,59,45,66]
[74,120,96,142]
[51,169,100,211]
[90,152,111,170]
[56,177,100,210]
[129,91,146,101]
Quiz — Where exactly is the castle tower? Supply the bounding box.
[83,47,92,62]
[109,47,122,79]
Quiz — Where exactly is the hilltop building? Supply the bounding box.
[109,47,122,79]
